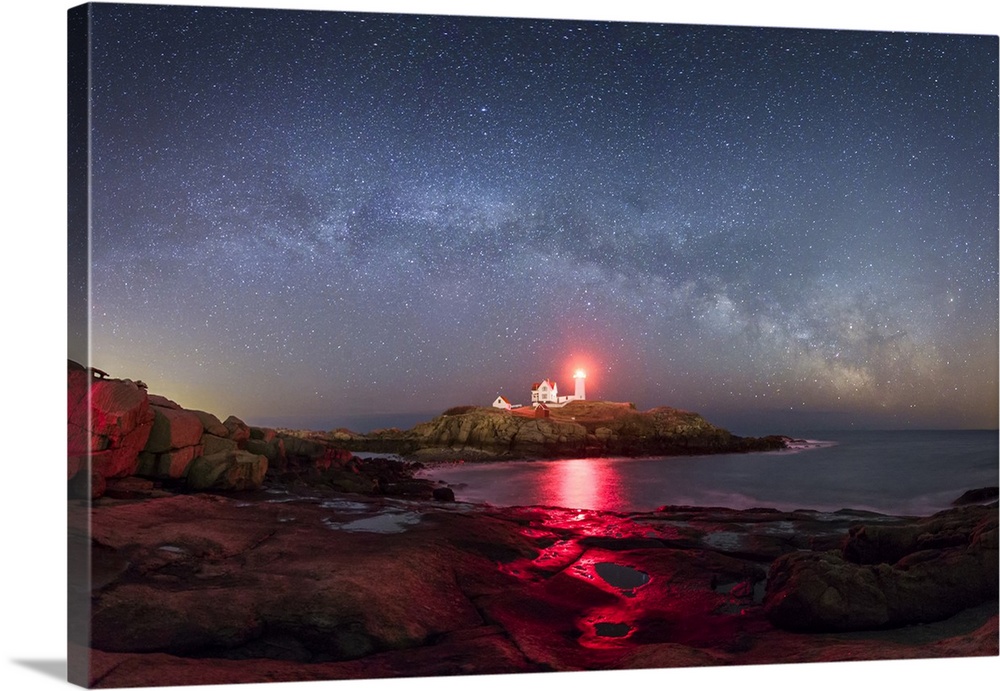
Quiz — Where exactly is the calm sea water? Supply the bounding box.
[417,430,999,516]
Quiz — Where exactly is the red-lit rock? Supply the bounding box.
[223,415,251,447]
[67,367,96,456]
[67,364,155,478]
[74,486,999,687]
[90,379,153,446]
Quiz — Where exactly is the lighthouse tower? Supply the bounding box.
[573,369,586,400]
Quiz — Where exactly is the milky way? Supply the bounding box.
[77,3,998,433]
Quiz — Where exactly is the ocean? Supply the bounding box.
[416,430,999,516]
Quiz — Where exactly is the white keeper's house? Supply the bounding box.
[530,378,559,404]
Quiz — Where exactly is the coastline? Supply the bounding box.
[76,478,998,688]
[66,368,998,687]
[405,435,836,467]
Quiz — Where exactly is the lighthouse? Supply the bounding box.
[573,369,586,400]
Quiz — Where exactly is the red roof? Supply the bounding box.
[531,379,556,390]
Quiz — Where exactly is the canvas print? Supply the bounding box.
[67,2,999,688]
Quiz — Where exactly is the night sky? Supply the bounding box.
[80,2,998,434]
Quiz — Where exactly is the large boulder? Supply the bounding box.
[136,402,217,481]
[145,406,204,453]
[223,415,251,447]
[843,505,998,565]
[67,365,155,479]
[201,433,238,457]
[147,394,182,410]
[136,445,204,480]
[765,506,999,632]
[246,437,287,469]
[85,376,154,445]
[190,409,228,437]
[187,451,269,490]
[763,551,891,631]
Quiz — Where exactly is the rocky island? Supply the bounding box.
[331,400,788,461]
[67,362,998,687]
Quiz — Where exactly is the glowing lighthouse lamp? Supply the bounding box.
[573,369,586,400]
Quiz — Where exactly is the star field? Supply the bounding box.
[80,3,998,433]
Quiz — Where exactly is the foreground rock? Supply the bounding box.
[74,488,998,687]
[68,361,155,480]
[67,363,265,494]
[764,504,998,632]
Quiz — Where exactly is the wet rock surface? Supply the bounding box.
[75,485,999,687]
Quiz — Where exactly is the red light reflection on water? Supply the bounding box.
[547,458,625,512]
